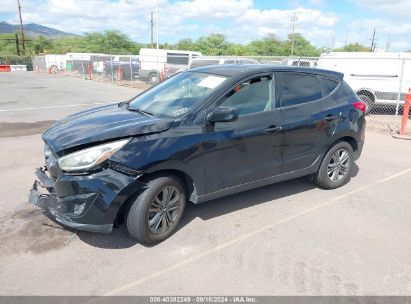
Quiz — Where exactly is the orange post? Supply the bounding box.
[118,66,123,81]
[88,64,92,80]
[160,70,164,82]
[400,88,411,136]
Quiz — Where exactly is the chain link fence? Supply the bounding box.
[32,53,411,135]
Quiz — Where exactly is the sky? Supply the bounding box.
[1,0,410,51]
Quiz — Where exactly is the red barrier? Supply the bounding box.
[0,65,11,72]
[400,88,411,136]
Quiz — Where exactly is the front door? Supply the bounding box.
[202,74,284,194]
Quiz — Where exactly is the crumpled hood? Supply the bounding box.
[43,103,173,154]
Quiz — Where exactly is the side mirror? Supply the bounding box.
[206,107,238,123]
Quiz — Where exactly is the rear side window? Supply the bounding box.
[321,77,339,94]
[280,73,323,107]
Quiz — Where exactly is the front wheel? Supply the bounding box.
[148,73,158,85]
[314,142,354,189]
[126,175,186,244]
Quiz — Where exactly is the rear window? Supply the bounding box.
[190,60,220,68]
[280,73,323,107]
[321,77,339,94]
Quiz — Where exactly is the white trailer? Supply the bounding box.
[318,52,411,112]
[44,54,67,70]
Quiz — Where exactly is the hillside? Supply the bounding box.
[0,21,75,38]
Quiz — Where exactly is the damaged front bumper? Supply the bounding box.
[28,165,146,234]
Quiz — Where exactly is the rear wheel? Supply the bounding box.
[314,142,354,189]
[126,175,186,244]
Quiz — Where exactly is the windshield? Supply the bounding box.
[128,72,228,118]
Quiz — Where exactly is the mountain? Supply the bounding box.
[0,21,76,38]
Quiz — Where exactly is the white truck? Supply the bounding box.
[318,52,411,113]
[138,48,202,84]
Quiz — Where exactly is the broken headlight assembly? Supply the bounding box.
[58,139,129,173]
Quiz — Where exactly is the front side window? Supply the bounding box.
[280,73,323,107]
[217,75,274,116]
[128,72,227,118]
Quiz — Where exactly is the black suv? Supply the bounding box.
[29,65,366,244]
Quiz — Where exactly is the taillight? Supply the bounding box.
[353,101,367,113]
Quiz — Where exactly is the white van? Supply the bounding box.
[139,48,202,84]
[318,52,411,112]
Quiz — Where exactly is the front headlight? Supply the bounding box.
[58,139,129,172]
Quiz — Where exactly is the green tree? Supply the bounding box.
[247,34,289,56]
[0,34,20,56]
[195,33,231,55]
[31,35,55,54]
[173,38,198,52]
[286,33,320,56]
[334,43,369,52]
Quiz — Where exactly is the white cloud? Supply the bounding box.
[229,7,336,45]
[2,0,338,48]
[350,0,411,18]
[1,0,408,51]
[171,0,253,19]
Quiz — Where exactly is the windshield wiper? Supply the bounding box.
[126,104,154,117]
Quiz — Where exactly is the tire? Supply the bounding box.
[148,73,158,85]
[314,141,354,189]
[358,94,373,115]
[126,175,186,244]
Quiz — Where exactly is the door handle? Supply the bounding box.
[263,126,282,134]
[323,115,338,122]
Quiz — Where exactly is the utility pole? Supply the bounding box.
[156,9,159,50]
[370,28,376,52]
[344,31,348,47]
[150,11,154,48]
[385,35,391,51]
[290,14,298,56]
[17,0,25,54]
[15,33,20,55]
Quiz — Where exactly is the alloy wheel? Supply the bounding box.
[327,148,351,182]
[148,186,182,235]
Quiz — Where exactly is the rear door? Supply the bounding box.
[279,72,341,173]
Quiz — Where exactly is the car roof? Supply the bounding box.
[190,64,344,80]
